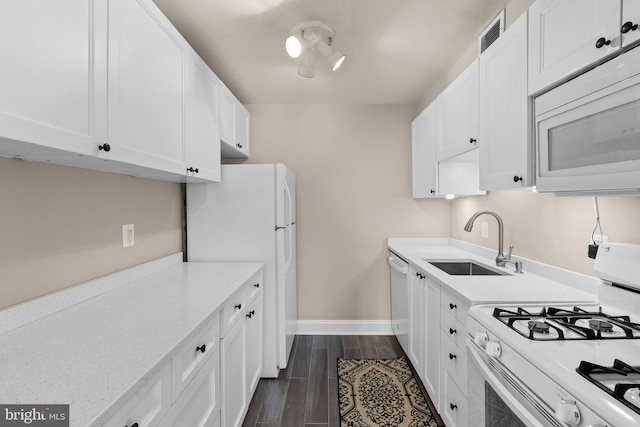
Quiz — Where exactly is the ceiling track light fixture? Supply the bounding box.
[285,21,346,78]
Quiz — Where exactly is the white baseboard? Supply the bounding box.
[296,320,393,335]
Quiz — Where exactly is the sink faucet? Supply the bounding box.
[464,211,506,267]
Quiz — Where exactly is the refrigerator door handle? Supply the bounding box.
[283,178,294,270]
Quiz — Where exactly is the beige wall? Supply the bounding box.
[0,157,183,309]
[238,104,450,320]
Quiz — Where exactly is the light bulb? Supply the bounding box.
[285,35,302,58]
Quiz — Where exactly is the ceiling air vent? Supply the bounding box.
[479,9,505,54]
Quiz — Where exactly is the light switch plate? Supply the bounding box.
[122,224,134,248]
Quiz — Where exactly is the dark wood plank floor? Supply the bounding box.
[242,335,445,427]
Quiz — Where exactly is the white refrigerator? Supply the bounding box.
[186,163,297,378]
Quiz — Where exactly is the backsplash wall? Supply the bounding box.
[0,157,183,309]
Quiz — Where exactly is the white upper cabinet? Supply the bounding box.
[220,85,250,158]
[412,103,440,198]
[479,12,532,190]
[107,0,187,175]
[436,59,479,161]
[0,0,107,158]
[186,53,221,182]
[528,0,622,95]
[623,0,640,47]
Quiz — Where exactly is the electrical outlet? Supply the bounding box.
[481,221,489,239]
[122,224,134,248]
[590,233,609,245]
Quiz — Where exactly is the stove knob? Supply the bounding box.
[474,331,488,348]
[485,341,501,358]
[624,388,640,407]
[555,399,580,426]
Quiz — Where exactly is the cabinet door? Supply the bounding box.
[108,0,187,174]
[245,291,263,399]
[622,0,640,47]
[220,85,235,147]
[408,268,424,376]
[221,316,247,427]
[411,102,440,198]
[480,12,532,190]
[423,278,440,409]
[528,0,621,95]
[437,59,479,161]
[0,0,107,157]
[235,103,251,157]
[220,85,250,158]
[186,53,221,182]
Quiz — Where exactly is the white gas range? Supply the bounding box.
[466,243,640,427]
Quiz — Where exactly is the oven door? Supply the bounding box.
[467,338,564,427]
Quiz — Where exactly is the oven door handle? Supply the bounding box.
[466,339,560,427]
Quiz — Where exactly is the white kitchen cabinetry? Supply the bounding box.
[0,0,107,159]
[412,102,440,198]
[479,12,533,190]
[408,266,425,376]
[528,0,638,95]
[436,59,479,161]
[220,273,264,427]
[185,53,222,182]
[104,362,172,427]
[439,289,469,427]
[107,0,187,175]
[423,276,441,410]
[220,85,250,158]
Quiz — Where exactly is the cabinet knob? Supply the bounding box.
[595,37,611,48]
[196,344,206,353]
[469,138,477,144]
[450,403,457,411]
[513,175,523,183]
[98,143,111,152]
[621,21,639,33]
[449,303,457,309]
[126,424,139,427]
[449,328,457,335]
[235,303,242,310]
[246,310,255,318]
[187,167,199,173]
[430,189,435,194]
[236,143,243,149]
[254,283,260,288]
[449,353,457,360]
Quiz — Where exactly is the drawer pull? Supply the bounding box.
[246,310,255,319]
[235,303,242,310]
[449,328,457,335]
[449,303,456,310]
[196,344,207,354]
[449,353,457,360]
[450,403,457,411]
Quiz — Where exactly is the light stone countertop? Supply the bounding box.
[0,261,264,427]
[388,237,599,306]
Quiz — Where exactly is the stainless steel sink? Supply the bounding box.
[425,260,511,276]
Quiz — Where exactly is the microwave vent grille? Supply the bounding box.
[479,10,505,54]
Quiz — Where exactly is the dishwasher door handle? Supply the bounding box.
[388,256,408,275]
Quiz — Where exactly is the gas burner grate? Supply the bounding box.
[492,306,640,341]
[577,359,640,415]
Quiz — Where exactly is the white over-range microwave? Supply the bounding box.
[535,46,640,195]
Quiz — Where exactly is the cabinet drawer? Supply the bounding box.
[440,289,468,325]
[161,345,221,427]
[104,361,171,427]
[442,371,468,427]
[221,290,245,337]
[440,331,467,391]
[243,274,262,304]
[440,309,466,351]
[172,314,220,401]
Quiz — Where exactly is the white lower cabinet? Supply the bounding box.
[408,266,425,376]
[423,277,441,409]
[104,362,172,427]
[245,291,264,398]
[221,301,247,427]
[159,346,221,427]
[442,371,467,427]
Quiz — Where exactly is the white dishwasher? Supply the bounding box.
[388,251,409,355]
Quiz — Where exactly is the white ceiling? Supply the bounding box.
[153,0,509,105]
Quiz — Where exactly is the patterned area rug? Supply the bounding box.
[337,357,438,427]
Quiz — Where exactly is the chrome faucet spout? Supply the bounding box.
[463,210,506,267]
